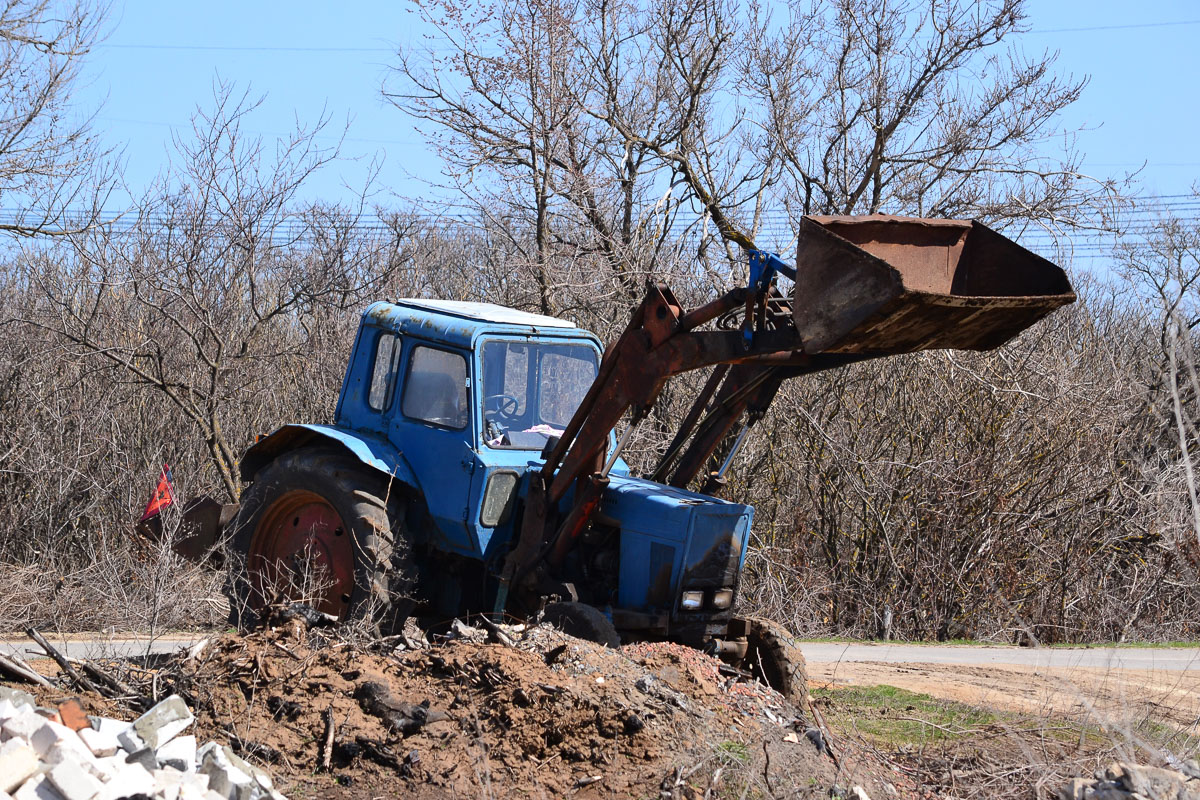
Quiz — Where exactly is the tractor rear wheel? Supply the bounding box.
[541,601,621,648]
[227,447,410,630]
[742,617,810,709]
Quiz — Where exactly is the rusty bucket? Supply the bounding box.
[792,215,1075,355]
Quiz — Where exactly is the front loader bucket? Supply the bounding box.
[792,215,1074,355]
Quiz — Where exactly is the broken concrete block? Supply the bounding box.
[12,774,64,800]
[152,769,187,800]
[85,718,126,738]
[43,742,103,786]
[158,735,196,772]
[0,688,34,713]
[117,695,193,753]
[75,728,117,759]
[197,742,260,800]
[30,720,92,760]
[0,738,40,793]
[124,747,158,772]
[46,760,103,800]
[1,709,45,744]
[91,762,156,800]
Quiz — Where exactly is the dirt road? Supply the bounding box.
[803,642,1200,671]
[808,647,1200,732]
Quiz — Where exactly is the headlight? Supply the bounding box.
[680,590,704,611]
[479,471,519,527]
[711,589,734,609]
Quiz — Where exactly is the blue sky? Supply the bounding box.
[80,1,1199,217]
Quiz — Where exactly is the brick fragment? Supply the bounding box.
[91,762,156,800]
[0,739,39,793]
[197,742,257,800]
[46,760,102,800]
[1,709,44,744]
[54,701,89,734]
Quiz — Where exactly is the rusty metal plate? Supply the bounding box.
[792,215,1075,354]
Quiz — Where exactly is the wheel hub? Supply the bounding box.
[248,491,355,618]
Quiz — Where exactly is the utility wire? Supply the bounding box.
[93,17,1200,53]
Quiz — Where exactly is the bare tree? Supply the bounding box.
[1117,193,1200,555]
[16,84,417,498]
[0,0,113,238]
[391,0,1118,276]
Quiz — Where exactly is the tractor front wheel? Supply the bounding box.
[227,448,409,629]
[541,601,621,648]
[741,617,810,710]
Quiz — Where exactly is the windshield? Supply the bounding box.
[481,340,599,449]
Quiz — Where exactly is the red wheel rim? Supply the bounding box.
[247,490,355,618]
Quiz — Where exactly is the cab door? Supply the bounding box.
[338,326,403,437]
[389,341,479,557]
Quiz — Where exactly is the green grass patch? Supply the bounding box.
[813,684,1001,747]
[715,740,750,765]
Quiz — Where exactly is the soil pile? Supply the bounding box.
[154,620,879,798]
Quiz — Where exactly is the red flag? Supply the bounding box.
[140,464,176,522]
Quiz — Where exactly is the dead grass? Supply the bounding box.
[817,682,1200,799]
[0,539,227,634]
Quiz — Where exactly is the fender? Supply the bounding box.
[239,424,420,491]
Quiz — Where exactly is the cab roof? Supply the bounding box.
[363,299,591,349]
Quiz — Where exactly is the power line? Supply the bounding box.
[1026,19,1200,34]
[93,16,1200,55]
[97,43,394,53]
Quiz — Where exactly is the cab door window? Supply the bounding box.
[402,346,469,429]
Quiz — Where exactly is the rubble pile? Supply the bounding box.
[1060,761,1200,800]
[0,687,286,800]
[153,620,871,798]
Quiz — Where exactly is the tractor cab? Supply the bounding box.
[330,300,615,565]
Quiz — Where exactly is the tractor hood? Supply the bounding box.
[598,474,752,616]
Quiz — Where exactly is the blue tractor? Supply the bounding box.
[224,215,1074,700]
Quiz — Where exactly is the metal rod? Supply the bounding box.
[714,424,750,479]
[602,424,637,477]
[650,364,729,482]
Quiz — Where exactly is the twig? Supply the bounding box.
[894,716,989,736]
[25,628,102,695]
[0,652,53,687]
[476,615,515,647]
[809,701,840,768]
[320,705,335,771]
[68,658,151,711]
[269,640,301,661]
[761,740,773,795]
[75,660,134,696]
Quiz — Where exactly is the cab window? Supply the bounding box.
[481,341,598,448]
[402,346,469,429]
[367,332,402,411]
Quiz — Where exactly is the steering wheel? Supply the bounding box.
[484,393,521,419]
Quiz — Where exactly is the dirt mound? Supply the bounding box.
[153,621,877,798]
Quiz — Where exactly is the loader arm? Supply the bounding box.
[506,214,1075,592]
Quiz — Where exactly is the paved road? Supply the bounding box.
[3,635,1198,672]
[799,642,1200,672]
[1,635,202,664]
